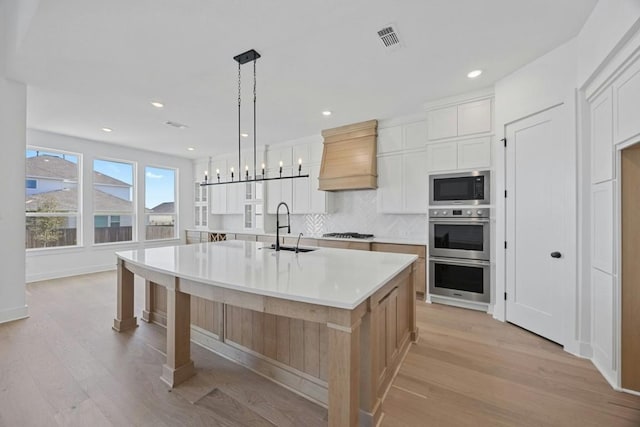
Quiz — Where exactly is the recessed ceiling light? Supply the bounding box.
[101,127,113,132]
[187,147,195,151]
[322,111,332,116]
[467,69,483,79]
[151,101,164,108]
[240,133,249,138]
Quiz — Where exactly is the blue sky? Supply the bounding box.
[144,166,175,209]
[27,150,174,209]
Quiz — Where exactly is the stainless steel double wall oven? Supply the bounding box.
[428,171,491,303]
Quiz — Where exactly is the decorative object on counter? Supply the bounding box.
[201,49,308,187]
[322,232,374,239]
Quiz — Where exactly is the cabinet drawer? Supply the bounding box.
[371,243,426,258]
[317,240,370,251]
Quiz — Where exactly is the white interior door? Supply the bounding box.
[505,104,572,344]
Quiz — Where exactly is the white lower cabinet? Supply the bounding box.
[377,151,427,214]
[427,136,491,172]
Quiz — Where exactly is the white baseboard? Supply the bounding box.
[591,356,618,390]
[26,264,116,283]
[579,341,593,358]
[621,387,640,397]
[0,305,29,324]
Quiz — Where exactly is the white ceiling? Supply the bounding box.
[5,0,597,159]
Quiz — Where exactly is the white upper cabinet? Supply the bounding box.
[427,106,458,140]
[457,137,491,170]
[267,145,293,169]
[426,142,457,172]
[377,155,403,212]
[457,99,492,136]
[402,151,428,213]
[226,182,244,214]
[267,140,330,215]
[426,137,491,172]
[404,120,428,150]
[209,158,227,214]
[427,97,492,141]
[292,164,329,214]
[377,151,427,214]
[266,167,293,214]
[293,141,323,165]
[378,126,403,154]
[378,120,428,155]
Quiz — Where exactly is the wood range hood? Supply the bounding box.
[318,119,378,191]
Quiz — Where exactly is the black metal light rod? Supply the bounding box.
[200,174,310,186]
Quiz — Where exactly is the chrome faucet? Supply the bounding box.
[275,201,290,251]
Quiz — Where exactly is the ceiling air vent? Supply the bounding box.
[377,26,401,48]
[165,120,188,129]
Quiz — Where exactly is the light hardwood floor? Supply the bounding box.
[1,271,638,426]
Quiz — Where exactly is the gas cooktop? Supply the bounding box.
[322,232,374,239]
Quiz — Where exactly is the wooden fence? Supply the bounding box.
[26,226,176,249]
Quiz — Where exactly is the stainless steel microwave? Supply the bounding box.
[429,171,490,205]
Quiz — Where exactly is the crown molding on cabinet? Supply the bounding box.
[423,86,495,111]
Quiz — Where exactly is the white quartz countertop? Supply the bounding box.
[187,229,427,246]
[117,241,417,310]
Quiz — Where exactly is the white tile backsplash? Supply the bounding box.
[218,190,427,240]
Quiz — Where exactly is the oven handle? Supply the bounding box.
[428,218,490,224]
[429,257,491,267]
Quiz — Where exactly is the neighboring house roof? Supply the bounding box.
[26,155,131,187]
[150,202,175,213]
[25,188,132,212]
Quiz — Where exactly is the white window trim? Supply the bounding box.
[144,164,179,241]
[26,146,83,251]
[92,157,137,245]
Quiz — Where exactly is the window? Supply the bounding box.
[25,149,80,249]
[145,166,176,240]
[93,159,134,244]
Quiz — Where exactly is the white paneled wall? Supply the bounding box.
[591,182,614,273]
[590,87,613,183]
[592,268,615,372]
[614,66,640,143]
[585,24,640,389]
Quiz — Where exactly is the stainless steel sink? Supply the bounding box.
[266,244,317,253]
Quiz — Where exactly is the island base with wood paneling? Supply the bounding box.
[142,265,416,426]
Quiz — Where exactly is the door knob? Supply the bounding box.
[550,251,562,259]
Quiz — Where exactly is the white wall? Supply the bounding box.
[577,0,640,88]
[0,0,28,324]
[0,77,28,323]
[25,129,194,282]
[493,39,581,355]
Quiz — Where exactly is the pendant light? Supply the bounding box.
[202,49,309,186]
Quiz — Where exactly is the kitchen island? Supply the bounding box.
[113,240,418,427]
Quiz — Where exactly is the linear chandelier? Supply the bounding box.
[201,49,308,186]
